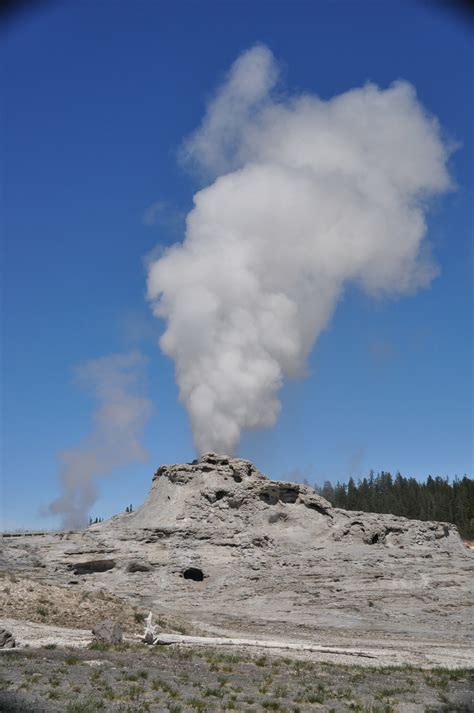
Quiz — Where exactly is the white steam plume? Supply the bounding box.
[147,45,452,455]
[48,351,152,529]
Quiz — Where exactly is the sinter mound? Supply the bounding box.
[1,453,473,667]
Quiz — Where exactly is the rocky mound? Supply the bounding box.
[2,453,473,665]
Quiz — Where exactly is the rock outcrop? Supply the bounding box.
[1,453,473,662]
[0,628,15,649]
[92,620,123,645]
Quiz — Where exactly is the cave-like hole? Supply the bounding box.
[127,561,151,573]
[72,559,116,575]
[259,491,279,506]
[279,488,299,504]
[183,567,204,581]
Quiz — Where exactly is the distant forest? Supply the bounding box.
[314,472,474,539]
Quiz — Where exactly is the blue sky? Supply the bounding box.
[2,0,472,529]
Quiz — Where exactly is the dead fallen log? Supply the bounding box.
[142,613,375,658]
[150,633,376,658]
[143,631,374,659]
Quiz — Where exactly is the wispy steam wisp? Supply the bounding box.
[48,351,152,528]
[147,45,452,455]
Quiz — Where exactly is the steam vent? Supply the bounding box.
[2,453,473,667]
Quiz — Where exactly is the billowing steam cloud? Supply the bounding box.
[48,351,152,528]
[147,45,452,455]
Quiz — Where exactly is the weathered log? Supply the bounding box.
[145,632,376,658]
[142,612,375,658]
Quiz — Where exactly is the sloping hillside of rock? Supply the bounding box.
[2,453,473,666]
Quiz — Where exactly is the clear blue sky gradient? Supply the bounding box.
[2,0,472,529]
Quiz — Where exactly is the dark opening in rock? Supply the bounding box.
[183,567,204,581]
[127,561,151,573]
[215,490,227,500]
[367,532,380,545]
[71,559,116,576]
[259,491,279,506]
[279,487,299,504]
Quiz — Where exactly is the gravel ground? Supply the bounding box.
[0,642,472,712]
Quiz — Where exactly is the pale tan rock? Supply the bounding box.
[1,453,473,668]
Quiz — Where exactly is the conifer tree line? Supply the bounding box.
[314,472,473,539]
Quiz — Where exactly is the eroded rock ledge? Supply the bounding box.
[150,452,333,521]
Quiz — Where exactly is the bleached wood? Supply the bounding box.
[144,634,375,658]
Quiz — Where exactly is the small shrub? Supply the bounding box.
[65,654,80,665]
[102,686,115,701]
[274,684,288,698]
[305,690,325,704]
[88,641,110,652]
[204,687,225,698]
[127,684,145,700]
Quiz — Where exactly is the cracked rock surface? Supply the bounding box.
[1,453,473,666]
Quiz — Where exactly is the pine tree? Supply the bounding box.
[325,470,472,538]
